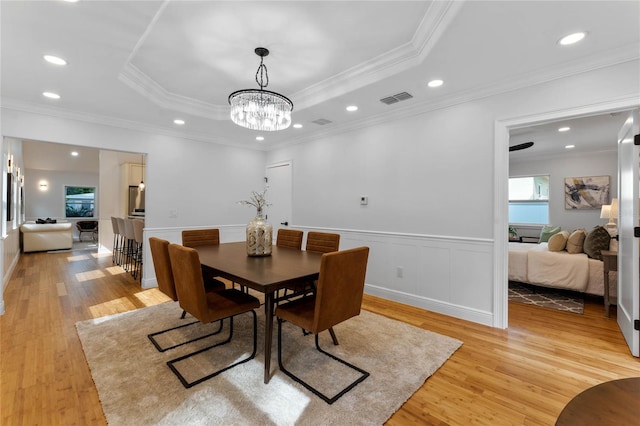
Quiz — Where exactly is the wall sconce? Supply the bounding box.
[39,180,49,191]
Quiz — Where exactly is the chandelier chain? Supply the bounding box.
[255,58,269,90]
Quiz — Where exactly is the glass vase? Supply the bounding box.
[246,210,272,256]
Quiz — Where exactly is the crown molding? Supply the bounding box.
[292,0,463,110]
[270,51,640,151]
[4,43,638,155]
[118,64,228,120]
[115,0,463,116]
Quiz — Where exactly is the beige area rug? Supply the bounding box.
[76,302,462,425]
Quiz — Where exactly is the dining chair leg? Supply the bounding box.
[148,318,224,352]
[166,311,258,388]
[277,319,369,404]
[328,327,339,346]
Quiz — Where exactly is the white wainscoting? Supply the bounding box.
[141,225,495,326]
[300,227,495,326]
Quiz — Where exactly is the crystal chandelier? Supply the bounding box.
[228,47,293,131]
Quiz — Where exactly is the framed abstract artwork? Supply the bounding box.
[564,175,610,210]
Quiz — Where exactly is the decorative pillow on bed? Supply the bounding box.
[539,225,561,243]
[583,226,610,260]
[548,231,570,251]
[566,229,587,254]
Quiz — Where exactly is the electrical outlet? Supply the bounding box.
[396,266,403,278]
[169,209,178,218]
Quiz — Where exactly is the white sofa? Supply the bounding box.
[20,222,73,252]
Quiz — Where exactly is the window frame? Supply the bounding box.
[508,174,550,226]
[64,185,96,218]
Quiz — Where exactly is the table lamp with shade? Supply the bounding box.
[600,198,618,251]
[600,199,618,233]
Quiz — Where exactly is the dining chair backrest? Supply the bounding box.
[133,219,144,244]
[182,228,220,247]
[312,247,369,334]
[167,244,211,323]
[306,232,340,253]
[276,229,304,250]
[148,237,178,301]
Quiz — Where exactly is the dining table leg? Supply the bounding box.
[263,291,274,384]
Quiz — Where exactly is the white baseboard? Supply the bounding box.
[365,284,494,327]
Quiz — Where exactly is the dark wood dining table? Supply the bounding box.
[195,241,323,384]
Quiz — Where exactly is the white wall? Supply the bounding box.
[24,168,98,219]
[267,60,640,326]
[0,112,268,290]
[1,60,639,324]
[510,150,618,237]
[2,137,25,314]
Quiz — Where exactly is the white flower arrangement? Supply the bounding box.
[238,187,271,214]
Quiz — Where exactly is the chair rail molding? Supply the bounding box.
[142,224,494,326]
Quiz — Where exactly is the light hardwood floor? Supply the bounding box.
[1,248,638,425]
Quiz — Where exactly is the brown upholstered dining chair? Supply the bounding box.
[166,244,260,388]
[275,228,305,301]
[276,228,304,250]
[182,228,228,290]
[182,228,221,247]
[147,237,225,352]
[305,231,341,344]
[305,231,340,254]
[275,246,370,404]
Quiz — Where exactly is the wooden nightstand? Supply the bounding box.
[600,250,617,317]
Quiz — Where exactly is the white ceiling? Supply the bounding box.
[2,0,639,157]
[22,140,100,173]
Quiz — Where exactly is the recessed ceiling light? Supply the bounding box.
[256,136,265,141]
[70,151,79,156]
[565,145,575,149]
[43,55,67,66]
[42,92,60,99]
[346,105,358,112]
[293,123,303,129]
[558,32,586,46]
[558,126,570,132]
[427,79,444,88]
[173,119,185,125]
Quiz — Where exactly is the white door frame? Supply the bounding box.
[616,110,639,356]
[493,95,640,329]
[265,160,293,239]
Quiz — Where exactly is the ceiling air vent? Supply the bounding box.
[380,91,413,105]
[312,118,332,125]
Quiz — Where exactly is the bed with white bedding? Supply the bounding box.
[508,242,608,296]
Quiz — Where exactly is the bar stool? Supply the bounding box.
[132,219,144,280]
[123,218,137,274]
[110,217,121,265]
[116,217,127,266]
